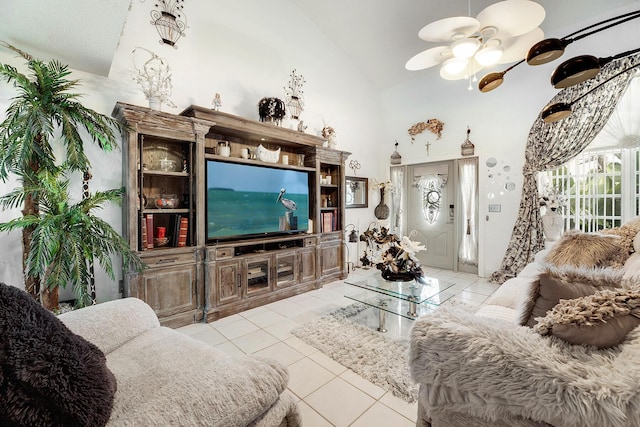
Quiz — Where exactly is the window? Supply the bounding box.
[541,146,640,232]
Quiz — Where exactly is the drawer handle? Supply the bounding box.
[155,257,178,265]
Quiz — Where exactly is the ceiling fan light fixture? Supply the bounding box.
[526,38,570,65]
[541,102,572,123]
[443,57,469,75]
[551,55,608,89]
[452,37,481,58]
[475,45,503,66]
[478,71,505,92]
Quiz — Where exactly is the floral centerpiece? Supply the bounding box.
[360,225,425,281]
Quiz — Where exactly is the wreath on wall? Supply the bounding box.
[408,118,444,142]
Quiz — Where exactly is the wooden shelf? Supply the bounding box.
[181,105,326,148]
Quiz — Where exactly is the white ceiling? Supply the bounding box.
[1,0,639,91]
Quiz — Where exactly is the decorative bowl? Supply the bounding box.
[155,194,179,209]
[255,144,281,163]
[154,237,170,247]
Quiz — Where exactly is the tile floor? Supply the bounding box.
[177,266,499,427]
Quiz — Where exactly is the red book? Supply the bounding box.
[145,214,154,249]
[177,217,189,247]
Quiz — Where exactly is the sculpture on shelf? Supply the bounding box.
[322,124,337,149]
[258,97,286,125]
[212,93,222,111]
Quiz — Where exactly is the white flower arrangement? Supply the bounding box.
[539,183,566,212]
[132,47,176,109]
[359,225,425,279]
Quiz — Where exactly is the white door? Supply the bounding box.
[406,161,455,270]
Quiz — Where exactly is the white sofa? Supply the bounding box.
[409,243,640,427]
[60,297,301,427]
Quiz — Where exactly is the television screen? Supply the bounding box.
[206,160,310,240]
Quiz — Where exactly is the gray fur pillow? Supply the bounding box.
[0,283,116,426]
[534,288,640,348]
[518,264,624,327]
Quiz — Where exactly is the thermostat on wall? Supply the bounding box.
[488,204,501,213]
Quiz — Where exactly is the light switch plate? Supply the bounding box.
[488,204,501,213]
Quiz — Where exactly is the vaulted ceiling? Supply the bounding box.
[2,0,638,91]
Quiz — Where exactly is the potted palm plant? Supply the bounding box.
[0,170,145,308]
[0,43,138,309]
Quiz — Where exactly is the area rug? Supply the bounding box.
[291,303,418,403]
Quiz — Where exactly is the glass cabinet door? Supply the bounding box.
[275,251,297,288]
[245,256,271,296]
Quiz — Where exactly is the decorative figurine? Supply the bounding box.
[297,120,307,133]
[212,93,222,111]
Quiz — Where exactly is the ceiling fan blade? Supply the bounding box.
[497,27,544,64]
[440,59,484,81]
[406,46,452,70]
[418,16,480,42]
[477,0,545,38]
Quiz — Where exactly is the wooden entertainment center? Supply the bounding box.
[114,102,350,327]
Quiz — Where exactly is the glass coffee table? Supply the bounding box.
[344,274,455,332]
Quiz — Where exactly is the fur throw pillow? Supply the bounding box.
[600,216,640,256]
[534,288,640,348]
[0,283,116,426]
[517,264,624,327]
[544,230,629,269]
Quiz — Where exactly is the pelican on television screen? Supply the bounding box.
[206,160,309,240]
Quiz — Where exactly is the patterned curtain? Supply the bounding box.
[490,54,640,283]
[458,158,478,265]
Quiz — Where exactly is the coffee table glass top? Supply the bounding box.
[344,274,455,306]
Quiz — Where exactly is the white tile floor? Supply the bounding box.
[177,266,499,427]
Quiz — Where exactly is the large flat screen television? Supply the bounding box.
[206,160,310,241]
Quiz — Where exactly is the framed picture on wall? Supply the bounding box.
[346,176,368,208]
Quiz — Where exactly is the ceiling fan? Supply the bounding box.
[406,0,546,88]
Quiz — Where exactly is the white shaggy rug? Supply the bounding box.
[291,303,418,403]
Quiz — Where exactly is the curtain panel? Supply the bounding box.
[490,53,640,283]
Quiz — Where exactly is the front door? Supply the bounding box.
[406,161,455,270]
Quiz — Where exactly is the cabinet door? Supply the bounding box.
[299,247,316,283]
[140,263,198,319]
[245,255,272,297]
[214,259,242,305]
[320,240,343,277]
[275,251,297,289]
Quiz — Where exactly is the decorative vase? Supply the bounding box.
[327,134,337,149]
[374,187,390,220]
[542,208,563,242]
[381,269,415,282]
[149,97,162,111]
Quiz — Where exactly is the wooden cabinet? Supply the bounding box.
[115,102,349,325]
[204,238,318,321]
[212,259,242,305]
